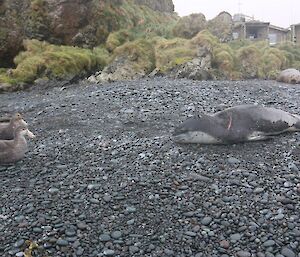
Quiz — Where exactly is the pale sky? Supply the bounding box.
[173,0,299,28]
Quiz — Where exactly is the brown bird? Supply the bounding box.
[0,125,36,165]
[0,113,28,140]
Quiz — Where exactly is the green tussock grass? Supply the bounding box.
[0,39,110,84]
[153,37,197,72]
[112,38,156,73]
[96,0,178,46]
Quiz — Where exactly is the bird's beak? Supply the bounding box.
[22,119,28,127]
[27,129,36,139]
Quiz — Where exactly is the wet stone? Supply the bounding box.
[103,249,115,256]
[14,239,25,248]
[111,231,122,239]
[201,216,212,225]
[281,247,296,257]
[56,239,68,246]
[99,234,111,242]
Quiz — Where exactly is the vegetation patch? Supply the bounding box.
[0,39,109,85]
[173,13,206,39]
[153,37,197,72]
[112,38,156,74]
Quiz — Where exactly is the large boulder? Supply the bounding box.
[173,13,207,39]
[277,68,300,84]
[207,11,233,42]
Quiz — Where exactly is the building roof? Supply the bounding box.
[269,24,289,32]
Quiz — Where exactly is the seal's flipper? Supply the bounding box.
[247,131,275,141]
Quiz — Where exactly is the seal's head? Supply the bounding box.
[173,114,222,144]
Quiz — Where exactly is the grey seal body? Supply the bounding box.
[173,105,300,144]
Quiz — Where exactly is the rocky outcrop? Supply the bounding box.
[0,0,30,67]
[277,68,300,84]
[88,39,155,83]
[0,0,176,68]
[173,13,207,39]
[134,0,174,12]
[207,11,233,42]
[167,46,214,80]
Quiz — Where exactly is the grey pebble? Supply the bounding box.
[185,231,197,237]
[281,247,296,257]
[126,206,137,213]
[227,157,240,164]
[33,227,42,233]
[99,234,111,242]
[129,246,140,253]
[274,213,285,220]
[263,240,276,247]
[236,251,251,257]
[48,187,59,194]
[111,231,122,239]
[201,216,212,225]
[89,198,100,204]
[103,249,115,256]
[76,221,88,230]
[56,238,68,246]
[230,233,242,241]
[254,187,265,193]
[14,239,25,248]
[127,219,135,225]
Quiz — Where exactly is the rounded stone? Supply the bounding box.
[281,247,296,257]
[263,240,276,247]
[56,239,68,246]
[99,234,111,242]
[201,216,212,225]
[236,251,251,257]
[103,249,115,256]
[111,231,122,239]
[14,239,25,248]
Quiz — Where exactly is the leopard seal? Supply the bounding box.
[173,105,300,144]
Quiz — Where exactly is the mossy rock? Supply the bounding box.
[154,37,197,72]
[207,11,233,42]
[112,38,155,73]
[173,13,207,39]
[0,39,110,85]
[90,38,156,82]
[189,30,220,50]
[106,30,134,52]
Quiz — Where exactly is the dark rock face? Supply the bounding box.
[277,68,300,84]
[134,0,174,12]
[46,0,93,45]
[0,0,30,67]
[0,0,175,67]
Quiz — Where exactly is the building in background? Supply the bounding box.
[291,23,300,45]
[233,13,289,45]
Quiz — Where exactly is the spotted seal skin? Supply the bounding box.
[277,68,300,84]
[173,105,300,144]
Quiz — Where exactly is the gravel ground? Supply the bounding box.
[1,78,300,257]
